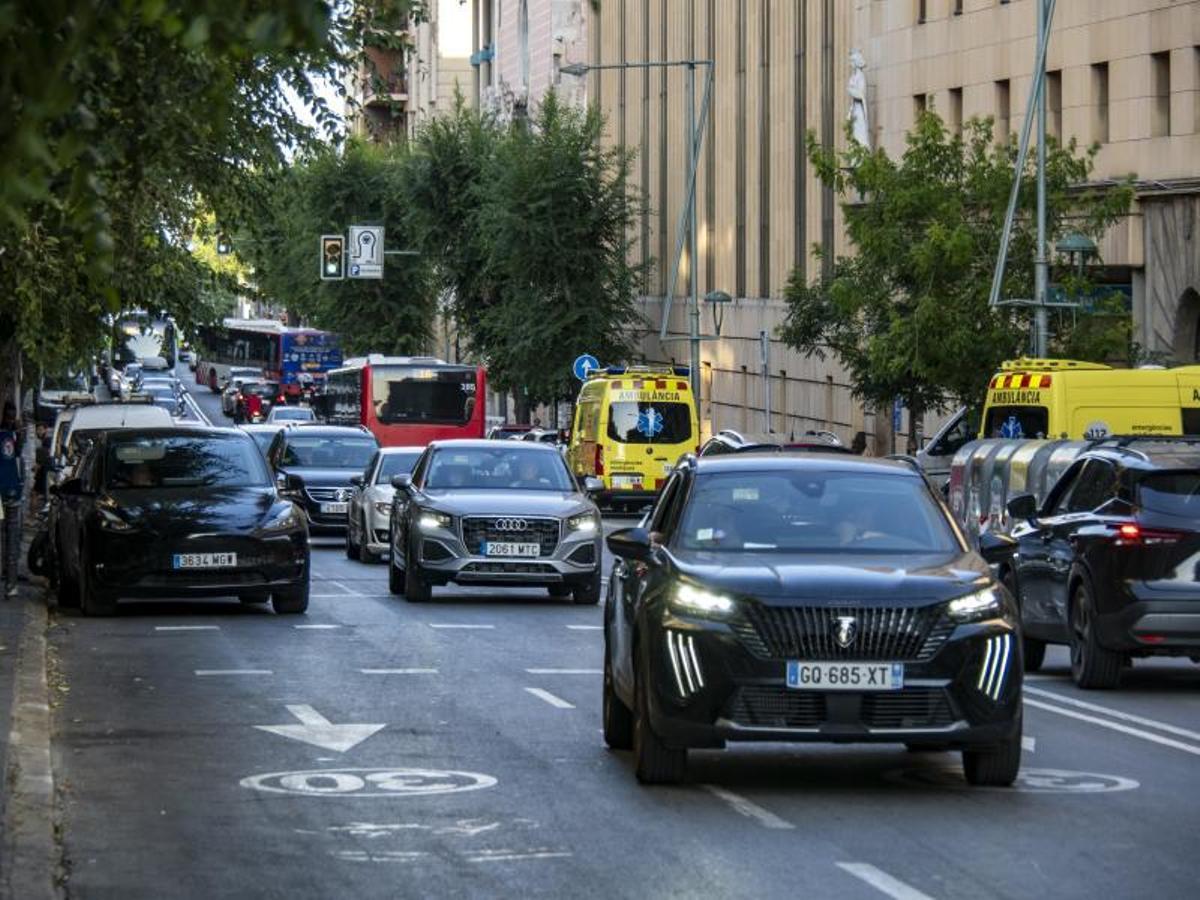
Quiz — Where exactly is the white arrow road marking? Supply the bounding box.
[255,704,385,753]
[1022,736,1036,753]
[700,785,795,830]
[836,863,935,900]
[523,688,575,709]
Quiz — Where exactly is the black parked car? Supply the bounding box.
[603,453,1023,785]
[1006,438,1200,689]
[266,425,379,534]
[51,427,309,616]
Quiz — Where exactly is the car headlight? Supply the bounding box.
[373,501,392,516]
[97,507,134,532]
[567,511,598,533]
[669,581,735,618]
[418,509,452,531]
[947,587,1002,623]
[261,503,302,533]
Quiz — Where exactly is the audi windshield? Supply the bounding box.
[425,447,575,491]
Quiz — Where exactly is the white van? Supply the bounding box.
[60,404,174,469]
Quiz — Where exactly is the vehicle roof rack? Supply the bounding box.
[593,364,690,378]
[1000,358,1111,372]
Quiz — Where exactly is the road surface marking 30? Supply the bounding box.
[241,768,498,797]
[524,688,575,709]
[700,785,794,830]
[885,766,1139,794]
[836,863,935,900]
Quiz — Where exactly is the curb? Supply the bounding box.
[1,596,60,900]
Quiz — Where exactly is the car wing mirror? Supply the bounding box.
[606,526,653,562]
[284,473,304,491]
[978,531,1018,565]
[1006,493,1037,522]
[582,475,603,494]
[349,474,364,487]
[390,473,412,492]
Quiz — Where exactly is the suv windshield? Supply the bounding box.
[281,435,377,469]
[676,470,961,553]
[105,434,269,489]
[425,447,574,491]
[607,402,692,445]
[1138,471,1200,518]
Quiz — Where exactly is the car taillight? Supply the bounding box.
[1112,522,1185,546]
[594,444,604,476]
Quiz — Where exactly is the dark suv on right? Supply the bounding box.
[1007,437,1200,688]
[266,425,379,534]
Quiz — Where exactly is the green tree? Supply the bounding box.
[247,141,437,355]
[780,112,1132,450]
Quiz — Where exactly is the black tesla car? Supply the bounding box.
[603,453,1023,785]
[1006,438,1200,689]
[265,425,379,534]
[51,427,309,616]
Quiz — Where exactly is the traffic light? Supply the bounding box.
[216,234,233,255]
[320,234,345,281]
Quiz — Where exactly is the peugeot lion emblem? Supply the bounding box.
[833,615,858,649]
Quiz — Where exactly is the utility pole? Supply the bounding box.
[686,62,701,414]
[1033,0,1050,358]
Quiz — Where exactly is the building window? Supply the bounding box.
[1091,62,1109,143]
[1046,70,1062,141]
[995,79,1011,142]
[949,87,963,135]
[913,93,927,124]
[917,0,927,24]
[1151,51,1170,137]
[1195,48,1200,134]
[517,0,530,90]
[954,0,963,14]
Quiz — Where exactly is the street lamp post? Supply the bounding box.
[561,58,714,416]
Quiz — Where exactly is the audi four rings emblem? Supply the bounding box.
[494,518,528,531]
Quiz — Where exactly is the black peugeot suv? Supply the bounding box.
[603,453,1023,786]
[1006,437,1200,689]
[265,425,379,534]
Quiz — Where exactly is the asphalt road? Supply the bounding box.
[42,370,1200,899]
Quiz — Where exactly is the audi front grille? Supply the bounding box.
[460,516,560,557]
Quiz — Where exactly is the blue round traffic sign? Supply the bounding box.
[573,354,600,382]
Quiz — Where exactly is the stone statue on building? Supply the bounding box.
[847,48,870,149]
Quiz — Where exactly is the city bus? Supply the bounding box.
[324,355,487,446]
[195,319,342,397]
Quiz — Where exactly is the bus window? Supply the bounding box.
[371,367,476,425]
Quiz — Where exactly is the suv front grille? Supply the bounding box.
[737,604,947,661]
[862,689,956,729]
[725,687,826,728]
[724,686,956,730]
[461,517,560,557]
[305,486,350,503]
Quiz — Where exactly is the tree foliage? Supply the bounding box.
[246,141,437,356]
[780,112,1133,438]
[402,94,648,407]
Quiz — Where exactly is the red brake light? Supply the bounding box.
[594,444,604,476]
[1118,523,1140,540]
[1112,522,1184,546]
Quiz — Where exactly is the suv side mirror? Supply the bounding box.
[607,527,653,562]
[582,475,603,494]
[390,474,412,491]
[978,531,1018,565]
[1006,493,1037,521]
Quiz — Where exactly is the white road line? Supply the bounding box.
[183,391,211,425]
[328,581,360,597]
[294,624,342,630]
[429,623,495,630]
[524,687,575,709]
[1022,736,1037,753]
[155,625,219,631]
[525,668,602,675]
[566,625,602,631]
[836,863,935,900]
[194,669,273,676]
[1023,697,1200,757]
[1024,686,1200,742]
[700,785,795,830]
[466,850,573,863]
[311,594,352,599]
[361,668,439,675]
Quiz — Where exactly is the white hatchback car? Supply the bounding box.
[345,446,424,563]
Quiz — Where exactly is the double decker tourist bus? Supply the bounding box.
[324,355,487,446]
[195,319,342,397]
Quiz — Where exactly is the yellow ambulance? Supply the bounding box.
[979,358,1200,440]
[568,365,700,509]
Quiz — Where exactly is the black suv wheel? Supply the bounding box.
[1069,581,1122,689]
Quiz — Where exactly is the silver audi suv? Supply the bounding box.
[387,440,603,603]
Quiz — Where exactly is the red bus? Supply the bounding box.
[324,355,486,446]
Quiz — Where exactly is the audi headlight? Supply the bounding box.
[261,503,302,533]
[670,581,735,618]
[418,509,452,531]
[947,587,1002,623]
[373,501,393,516]
[567,511,599,533]
[97,507,134,532]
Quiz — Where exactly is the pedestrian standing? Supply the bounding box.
[0,401,25,598]
[31,422,50,511]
